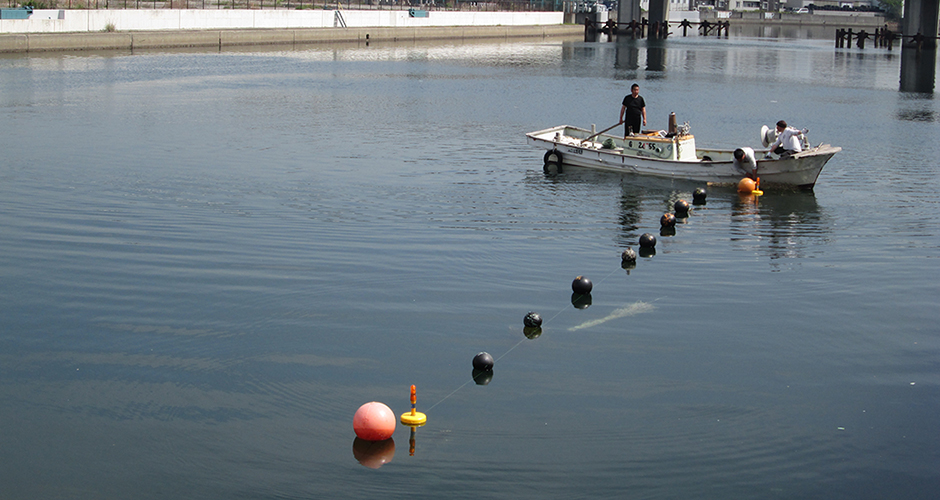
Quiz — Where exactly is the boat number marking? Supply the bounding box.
[565,147,584,155]
[628,141,661,153]
[627,140,668,157]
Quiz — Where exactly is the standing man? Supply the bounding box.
[620,83,647,137]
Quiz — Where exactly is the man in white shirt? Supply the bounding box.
[768,120,805,158]
[733,147,758,180]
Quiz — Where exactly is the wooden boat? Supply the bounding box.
[525,121,841,188]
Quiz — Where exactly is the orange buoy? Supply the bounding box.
[353,402,396,441]
[400,385,427,426]
[737,177,757,193]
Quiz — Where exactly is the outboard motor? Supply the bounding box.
[761,125,811,150]
[760,125,777,148]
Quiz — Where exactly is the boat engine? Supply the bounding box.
[761,125,811,150]
[760,125,777,148]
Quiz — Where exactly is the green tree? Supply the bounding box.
[878,0,903,21]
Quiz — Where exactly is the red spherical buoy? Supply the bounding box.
[353,402,397,441]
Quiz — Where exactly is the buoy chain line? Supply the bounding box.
[423,265,622,414]
[381,188,710,432]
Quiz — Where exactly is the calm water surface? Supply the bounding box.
[1,34,938,499]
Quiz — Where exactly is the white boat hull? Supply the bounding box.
[526,125,841,188]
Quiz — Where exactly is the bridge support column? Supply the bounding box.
[617,0,642,27]
[902,0,939,49]
[648,0,670,39]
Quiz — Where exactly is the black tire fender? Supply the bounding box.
[543,149,563,166]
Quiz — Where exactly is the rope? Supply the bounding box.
[423,265,623,414]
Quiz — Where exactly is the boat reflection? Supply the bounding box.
[730,189,831,267]
[529,164,829,268]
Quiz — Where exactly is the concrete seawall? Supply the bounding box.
[704,11,892,28]
[0,24,582,53]
[1,8,564,33]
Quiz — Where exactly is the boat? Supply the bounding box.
[525,118,841,189]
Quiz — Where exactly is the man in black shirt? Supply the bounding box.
[620,83,647,136]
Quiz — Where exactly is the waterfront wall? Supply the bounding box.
[0,23,581,53]
[0,9,564,34]
[704,10,892,28]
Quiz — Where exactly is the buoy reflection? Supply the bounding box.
[406,423,425,456]
[571,292,592,309]
[472,368,493,385]
[352,437,395,469]
[523,326,542,339]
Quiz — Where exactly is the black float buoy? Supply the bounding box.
[571,292,592,309]
[660,213,676,228]
[639,233,657,248]
[674,199,691,216]
[472,352,494,371]
[523,326,542,340]
[523,311,542,328]
[692,187,707,205]
[621,247,637,264]
[571,275,593,295]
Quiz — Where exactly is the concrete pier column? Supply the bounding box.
[902,0,939,49]
[618,0,642,27]
[647,0,669,39]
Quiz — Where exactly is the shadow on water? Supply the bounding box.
[897,91,937,121]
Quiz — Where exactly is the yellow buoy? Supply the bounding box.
[752,177,763,196]
[400,384,427,426]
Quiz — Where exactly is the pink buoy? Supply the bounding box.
[353,402,396,441]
